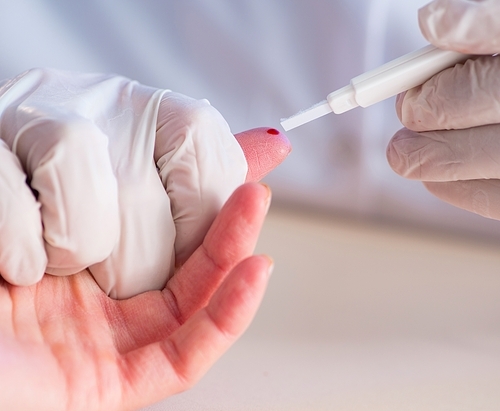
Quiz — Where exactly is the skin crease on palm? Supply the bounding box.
[0,127,291,411]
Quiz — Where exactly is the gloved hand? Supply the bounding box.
[418,0,500,54]
[0,68,290,299]
[386,0,500,220]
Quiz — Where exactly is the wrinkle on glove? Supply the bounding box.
[155,93,247,266]
[388,1,500,224]
[424,179,500,220]
[14,116,120,274]
[0,140,46,285]
[387,125,500,182]
[397,55,500,132]
[0,68,247,299]
[419,0,500,54]
[388,119,500,221]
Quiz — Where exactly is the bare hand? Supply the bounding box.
[0,182,272,411]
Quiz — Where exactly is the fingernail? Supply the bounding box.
[264,255,274,277]
[260,182,272,213]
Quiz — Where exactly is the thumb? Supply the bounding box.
[235,127,291,182]
[418,0,500,54]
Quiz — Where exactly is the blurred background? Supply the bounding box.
[2,1,500,410]
[3,0,500,238]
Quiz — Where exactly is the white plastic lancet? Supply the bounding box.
[280,44,472,131]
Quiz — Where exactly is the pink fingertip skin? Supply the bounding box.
[235,127,292,182]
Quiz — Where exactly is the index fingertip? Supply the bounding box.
[235,127,292,182]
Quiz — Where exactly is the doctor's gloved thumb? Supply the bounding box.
[235,127,291,182]
[419,0,500,54]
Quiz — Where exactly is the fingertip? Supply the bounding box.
[386,128,416,178]
[241,253,274,276]
[208,254,273,335]
[233,254,274,288]
[235,127,292,182]
[228,181,272,214]
[418,0,500,55]
[1,250,47,287]
[259,254,274,278]
[259,182,272,214]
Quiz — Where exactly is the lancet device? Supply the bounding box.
[280,44,472,131]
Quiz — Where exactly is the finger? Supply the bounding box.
[87,88,176,299]
[14,117,120,275]
[102,185,268,348]
[0,140,46,286]
[121,254,273,404]
[88,168,176,299]
[398,56,500,132]
[234,127,291,182]
[165,182,271,321]
[387,125,500,182]
[419,0,500,55]
[424,179,500,221]
[155,92,248,265]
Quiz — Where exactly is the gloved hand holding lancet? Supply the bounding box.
[387,0,500,220]
[0,68,290,299]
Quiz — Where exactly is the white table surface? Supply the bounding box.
[142,206,500,410]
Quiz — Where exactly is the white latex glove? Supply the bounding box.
[418,0,500,54]
[386,0,500,221]
[0,68,290,299]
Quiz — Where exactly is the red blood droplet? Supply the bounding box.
[267,128,280,135]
